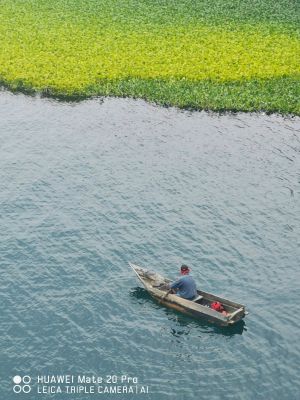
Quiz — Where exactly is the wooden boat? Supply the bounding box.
[129,263,247,326]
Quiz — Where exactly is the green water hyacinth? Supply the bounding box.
[0,0,299,114]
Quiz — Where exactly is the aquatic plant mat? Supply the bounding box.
[1,0,299,113]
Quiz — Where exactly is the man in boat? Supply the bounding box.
[165,265,197,300]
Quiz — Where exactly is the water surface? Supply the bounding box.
[0,91,299,399]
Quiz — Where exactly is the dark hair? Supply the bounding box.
[181,264,189,272]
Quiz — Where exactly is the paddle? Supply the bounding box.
[163,289,173,300]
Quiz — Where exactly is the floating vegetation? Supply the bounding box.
[0,0,299,114]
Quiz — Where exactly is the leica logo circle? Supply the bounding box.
[13,375,31,393]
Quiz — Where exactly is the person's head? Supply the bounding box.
[180,264,190,275]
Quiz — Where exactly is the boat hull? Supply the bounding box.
[129,263,247,326]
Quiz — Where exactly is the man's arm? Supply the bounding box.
[170,278,183,290]
[164,278,182,299]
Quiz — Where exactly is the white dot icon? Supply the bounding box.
[13,376,22,384]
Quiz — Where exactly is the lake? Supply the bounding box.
[0,90,299,399]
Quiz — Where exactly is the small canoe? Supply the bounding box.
[129,263,247,326]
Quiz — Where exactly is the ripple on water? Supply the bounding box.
[0,91,299,399]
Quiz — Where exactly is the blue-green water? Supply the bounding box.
[0,91,299,400]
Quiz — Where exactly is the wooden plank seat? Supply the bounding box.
[193,295,203,302]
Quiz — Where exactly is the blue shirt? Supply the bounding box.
[170,275,197,300]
